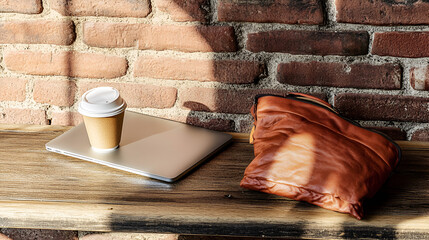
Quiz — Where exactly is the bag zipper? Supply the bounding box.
[250,93,402,163]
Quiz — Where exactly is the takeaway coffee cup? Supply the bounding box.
[78,87,127,152]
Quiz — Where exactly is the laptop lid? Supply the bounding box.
[46,111,232,182]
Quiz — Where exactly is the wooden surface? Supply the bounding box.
[0,125,428,239]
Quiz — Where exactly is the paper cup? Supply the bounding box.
[78,87,127,151]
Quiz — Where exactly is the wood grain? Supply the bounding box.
[0,125,428,239]
[0,124,71,132]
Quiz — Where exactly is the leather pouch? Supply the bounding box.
[240,93,401,219]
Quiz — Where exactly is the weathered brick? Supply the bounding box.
[0,0,42,14]
[0,20,75,45]
[365,127,406,141]
[277,61,401,89]
[334,93,429,122]
[0,108,47,125]
[79,82,177,109]
[155,0,208,22]
[4,51,127,79]
[0,78,27,102]
[180,88,276,114]
[51,112,238,128]
[247,30,369,56]
[48,0,150,17]
[179,88,326,114]
[135,56,264,84]
[238,117,406,140]
[411,129,429,141]
[83,22,237,52]
[187,117,235,132]
[163,115,235,132]
[33,79,76,106]
[240,118,254,133]
[372,32,429,58]
[218,0,324,24]
[0,229,77,240]
[336,0,429,25]
[51,111,82,126]
[411,65,429,90]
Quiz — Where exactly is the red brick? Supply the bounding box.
[48,0,150,17]
[0,20,75,45]
[33,79,76,106]
[410,66,429,90]
[135,56,264,84]
[51,111,83,126]
[372,32,429,58]
[334,93,429,122]
[238,117,407,140]
[336,0,429,25]
[0,229,77,240]
[79,82,177,109]
[0,78,27,102]
[365,127,406,141]
[163,115,235,132]
[411,129,429,141]
[4,51,127,79]
[247,30,369,56]
[277,61,401,89]
[155,0,208,22]
[218,0,323,24]
[83,22,237,52]
[180,88,277,114]
[179,88,326,114]
[0,108,47,125]
[187,117,235,132]
[0,0,42,14]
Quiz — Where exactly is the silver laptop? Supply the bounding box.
[46,111,232,182]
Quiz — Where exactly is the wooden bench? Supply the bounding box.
[0,125,428,239]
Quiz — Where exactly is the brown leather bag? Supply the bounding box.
[240,93,401,219]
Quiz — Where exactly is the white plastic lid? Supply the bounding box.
[78,87,127,118]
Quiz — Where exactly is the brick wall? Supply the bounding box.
[1,0,429,140]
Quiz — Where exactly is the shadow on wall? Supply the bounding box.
[43,0,428,238]
[45,0,77,126]
[53,0,272,133]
